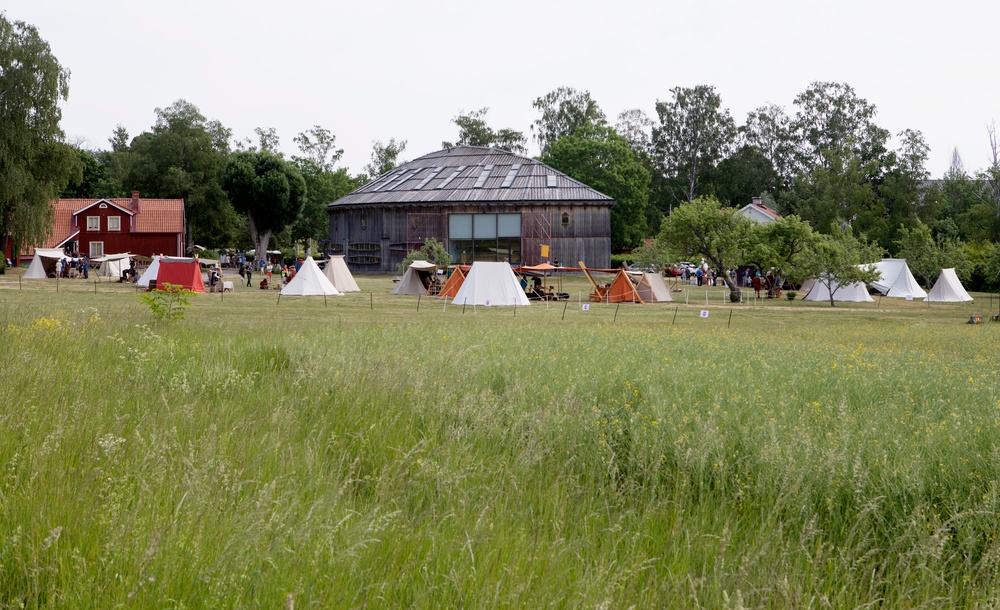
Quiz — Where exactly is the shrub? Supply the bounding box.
[398,237,450,274]
[786,291,797,301]
[137,283,196,322]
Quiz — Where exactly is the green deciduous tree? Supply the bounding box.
[290,126,355,250]
[126,100,239,246]
[800,225,882,307]
[222,151,306,264]
[741,102,797,188]
[397,237,450,274]
[0,15,81,260]
[541,124,650,252]
[293,125,343,172]
[744,215,818,293]
[442,107,527,154]
[653,85,737,204]
[791,81,890,171]
[655,195,753,294]
[363,138,407,181]
[531,87,606,157]
[61,147,119,198]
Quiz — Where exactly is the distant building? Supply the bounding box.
[23,191,185,260]
[737,197,782,224]
[326,146,615,273]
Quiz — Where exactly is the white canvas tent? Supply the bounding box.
[452,262,530,306]
[322,255,360,292]
[802,276,874,302]
[23,248,71,279]
[632,272,673,302]
[136,256,161,288]
[392,260,438,296]
[869,259,927,299]
[926,268,973,302]
[280,256,342,296]
[94,253,132,278]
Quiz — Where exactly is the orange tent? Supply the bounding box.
[604,269,643,303]
[156,259,206,292]
[438,266,468,298]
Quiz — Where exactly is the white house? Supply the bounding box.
[737,197,782,225]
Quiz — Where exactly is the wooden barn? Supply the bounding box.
[24,191,185,261]
[326,146,614,273]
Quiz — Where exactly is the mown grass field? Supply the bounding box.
[1,270,998,608]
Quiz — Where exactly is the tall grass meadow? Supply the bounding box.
[1,276,998,607]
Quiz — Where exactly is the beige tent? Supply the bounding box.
[391,260,438,296]
[322,255,360,292]
[632,272,673,303]
[94,253,132,278]
[23,248,72,279]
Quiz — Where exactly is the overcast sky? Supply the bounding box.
[6,0,997,179]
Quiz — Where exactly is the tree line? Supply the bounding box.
[4,13,1000,288]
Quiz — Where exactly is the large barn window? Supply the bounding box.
[448,213,521,265]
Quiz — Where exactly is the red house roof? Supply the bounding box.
[40,193,184,249]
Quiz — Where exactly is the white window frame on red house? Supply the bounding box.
[87,216,100,231]
[107,216,121,231]
[89,241,104,258]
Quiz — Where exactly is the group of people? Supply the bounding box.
[237,258,303,290]
[54,256,90,279]
[745,268,781,298]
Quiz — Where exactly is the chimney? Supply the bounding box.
[131,190,140,213]
[752,196,762,207]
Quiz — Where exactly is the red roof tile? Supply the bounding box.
[40,197,184,249]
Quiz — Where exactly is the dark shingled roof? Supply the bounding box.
[327,146,614,208]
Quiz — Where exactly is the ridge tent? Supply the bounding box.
[281,256,341,297]
[94,253,132,278]
[926,268,973,302]
[437,266,468,299]
[452,262,530,306]
[604,269,643,303]
[869,259,927,299]
[156,258,206,292]
[392,260,438,296]
[633,272,673,303]
[322,255,360,293]
[23,248,72,279]
[802,276,874,302]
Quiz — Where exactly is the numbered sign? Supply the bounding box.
[582,304,590,311]
[700,310,709,318]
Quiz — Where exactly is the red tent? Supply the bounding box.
[156,259,205,292]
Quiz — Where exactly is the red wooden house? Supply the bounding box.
[25,191,185,260]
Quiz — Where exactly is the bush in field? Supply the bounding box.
[137,283,195,322]
[397,237,450,273]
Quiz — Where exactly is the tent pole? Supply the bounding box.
[370,292,373,311]
[672,306,678,325]
[613,303,620,323]
[417,295,420,311]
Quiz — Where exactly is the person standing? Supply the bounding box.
[245,264,252,287]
